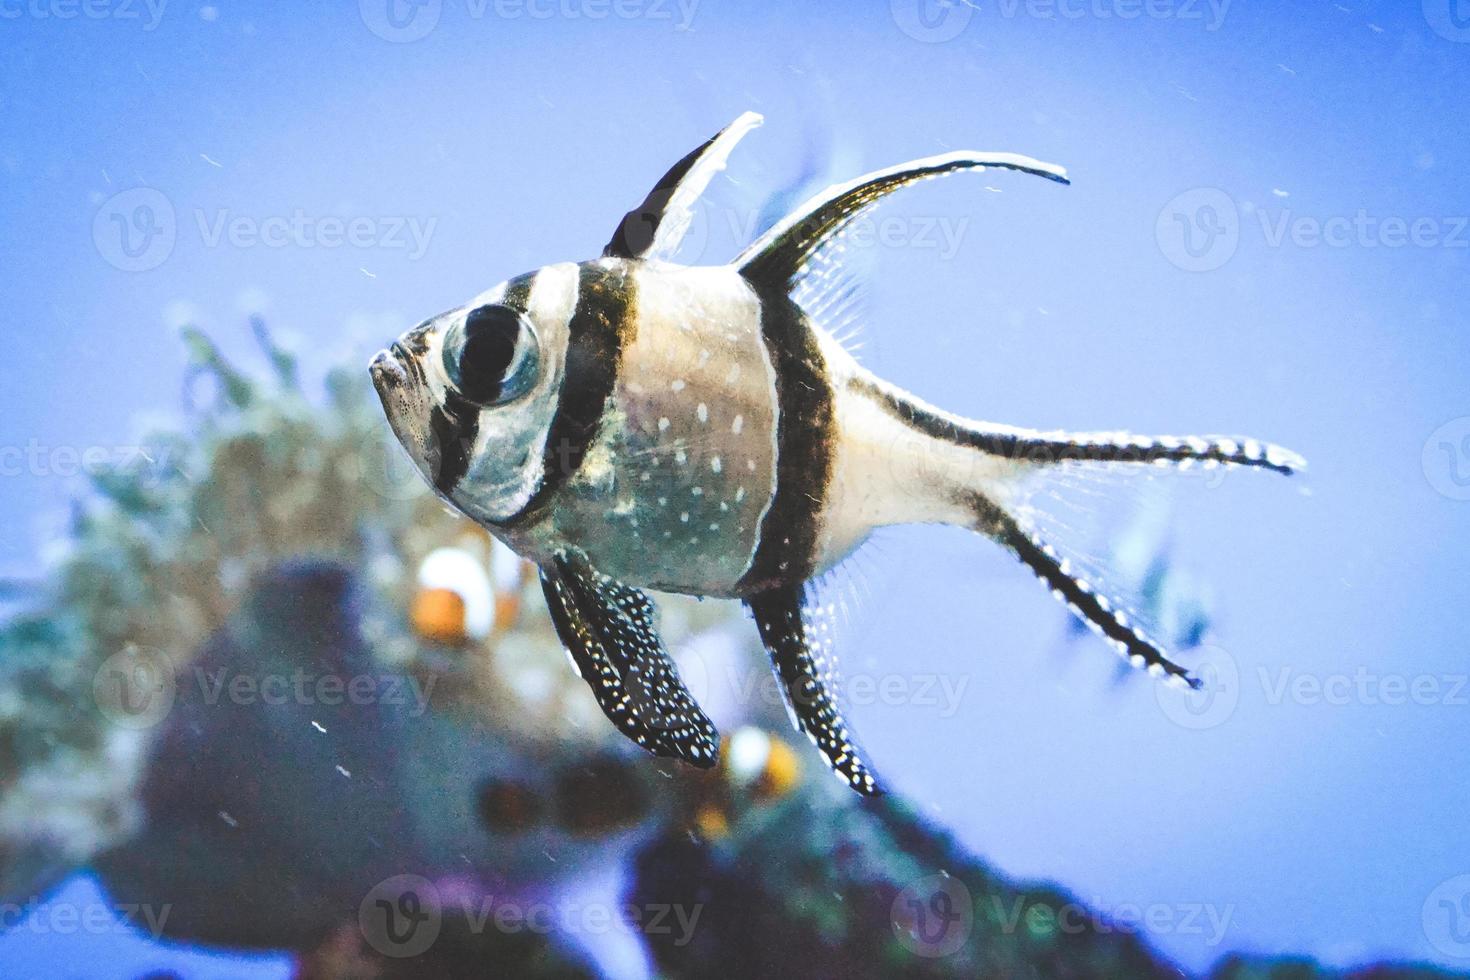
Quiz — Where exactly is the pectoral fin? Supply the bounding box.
[541,554,719,768]
[746,585,881,796]
[603,110,763,261]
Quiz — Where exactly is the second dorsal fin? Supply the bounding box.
[736,150,1070,292]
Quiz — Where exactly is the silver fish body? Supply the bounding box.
[371,112,1304,794]
[486,259,782,598]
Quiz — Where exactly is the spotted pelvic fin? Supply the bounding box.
[541,553,719,768]
[603,110,764,262]
[745,585,881,796]
[736,149,1070,291]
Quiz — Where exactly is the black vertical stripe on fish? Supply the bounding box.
[429,393,477,497]
[501,263,633,529]
[736,285,836,594]
[430,278,535,497]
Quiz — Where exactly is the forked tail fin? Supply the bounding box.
[976,424,1302,688]
[855,376,1305,689]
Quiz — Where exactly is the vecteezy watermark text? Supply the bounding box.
[94,646,439,729]
[0,441,170,481]
[890,873,1233,959]
[93,187,438,272]
[1157,188,1469,272]
[1154,645,1470,731]
[0,896,172,939]
[194,209,437,260]
[358,875,702,958]
[358,0,700,43]
[683,657,972,720]
[890,0,1231,44]
[0,0,167,29]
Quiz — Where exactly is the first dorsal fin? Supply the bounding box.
[736,150,1070,291]
[603,110,764,262]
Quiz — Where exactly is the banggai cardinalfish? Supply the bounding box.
[371,112,1303,795]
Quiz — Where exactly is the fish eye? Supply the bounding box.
[442,304,540,406]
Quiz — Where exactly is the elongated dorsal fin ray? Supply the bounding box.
[603,110,764,262]
[736,151,1070,291]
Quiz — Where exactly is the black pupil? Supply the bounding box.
[457,305,522,403]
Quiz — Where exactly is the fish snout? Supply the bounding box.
[369,345,410,395]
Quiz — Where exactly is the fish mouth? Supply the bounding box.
[369,343,428,453]
[369,344,412,395]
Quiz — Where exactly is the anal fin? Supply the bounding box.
[745,585,881,796]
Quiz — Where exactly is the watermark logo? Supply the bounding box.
[1423,418,1470,501]
[1156,188,1240,272]
[360,875,443,958]
[1424,0,1470,43]
[892,873,974,958]
[93,645,177,729]
[359,0,441,42]
[1154,643,1238,730]
[1424,875,1470,959]
[93,187,176,273]
[890,0,973,43]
